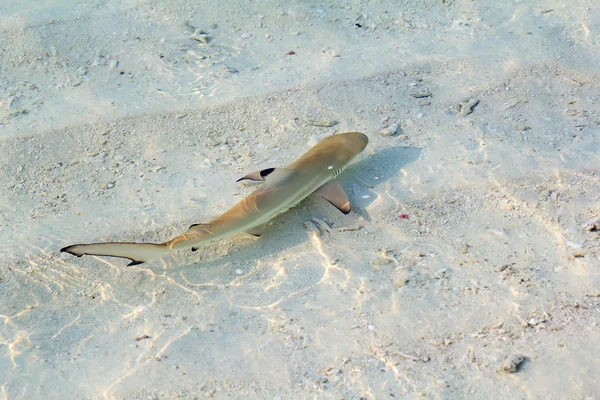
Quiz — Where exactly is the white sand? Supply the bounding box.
[1,0,599,398]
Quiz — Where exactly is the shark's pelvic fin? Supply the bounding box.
[314,179,351,214]
[245,223,267,237]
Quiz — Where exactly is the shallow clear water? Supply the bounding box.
[1,1,600,399]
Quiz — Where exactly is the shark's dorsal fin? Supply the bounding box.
[236,168,274,182]
[314,179,351,214]
[245,223,267,237]
[236,168,294,184]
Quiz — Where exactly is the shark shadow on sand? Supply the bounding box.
[163,145,422,273]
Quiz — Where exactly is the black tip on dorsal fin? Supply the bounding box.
[260,168,275,178]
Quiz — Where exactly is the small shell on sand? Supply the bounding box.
[379,122,400,137]
[371,257,392,266]
[410,91,432,98]
[458,98,479,118]
[190,29,210,43]
[501,354,526,373]
[305,118,336,127]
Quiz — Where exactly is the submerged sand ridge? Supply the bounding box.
[1,0,600,399]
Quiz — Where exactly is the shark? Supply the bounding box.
[60,131,369,266]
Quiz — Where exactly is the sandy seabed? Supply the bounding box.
[1,1,599,399]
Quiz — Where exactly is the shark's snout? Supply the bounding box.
[344,131,369,154]
[322,131,369,156]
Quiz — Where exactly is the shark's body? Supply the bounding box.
[61,131,369,265]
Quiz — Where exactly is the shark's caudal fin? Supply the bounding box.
[60,242,169,266]
[62,222,212,265]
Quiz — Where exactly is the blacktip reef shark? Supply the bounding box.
[61,131,369,266]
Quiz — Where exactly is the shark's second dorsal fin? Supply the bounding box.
[313,179,351,214]
[186,223,213,250]
[185,222,212,236]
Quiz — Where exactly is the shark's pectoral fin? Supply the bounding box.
[245,223,267,237]
[314,179,351,214]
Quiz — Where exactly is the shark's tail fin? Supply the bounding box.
[60,242,169,266]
